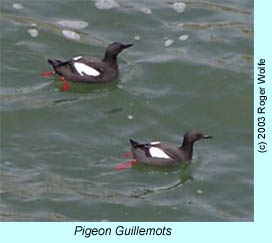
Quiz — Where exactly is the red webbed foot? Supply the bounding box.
[41,71,55,77]
[115,159,136,170]
[60,77,70,91]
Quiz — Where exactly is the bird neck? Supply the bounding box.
[103,53,118,69]
[180,140,194,161]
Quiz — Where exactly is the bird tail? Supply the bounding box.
[48,59,70,70]
[48,59,60,71]
[129,139,140,147]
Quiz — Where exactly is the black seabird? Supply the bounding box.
[129,131,213,168]
[43,42,133,89]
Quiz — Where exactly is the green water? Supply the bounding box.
[0,0,253,221]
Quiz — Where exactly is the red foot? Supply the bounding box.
[115,159,136,170]
[41,71,55,77]
[123,152,133,157]
[60,77,67,82]
[60,77,70,91]
[61,83,70,91]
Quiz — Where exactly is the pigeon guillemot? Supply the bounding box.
[42,42,133,89]
[116,131,212,169]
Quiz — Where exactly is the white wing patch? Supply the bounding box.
[73,62,100,76]
[149,147,170,159]
[73,56,82,61]
[150,141,160,145]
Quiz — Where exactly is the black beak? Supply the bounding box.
[121,43,133,49]
[202,134,213,139]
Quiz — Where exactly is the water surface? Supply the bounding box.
[0,0,253,221]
